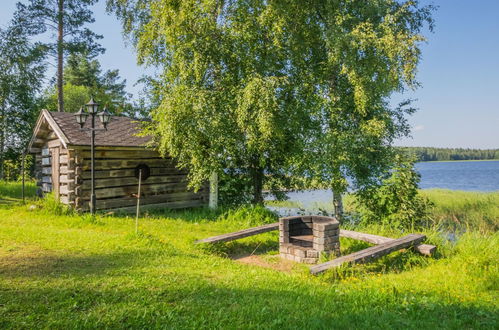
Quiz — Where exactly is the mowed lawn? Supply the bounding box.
[0,191,498,328]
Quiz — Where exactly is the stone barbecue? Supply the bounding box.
[279,216,340,264]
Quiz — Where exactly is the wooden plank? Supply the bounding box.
[310,234,426,275]
[195,222,279,244]
[340,229,436,256]
[80,174,188,190]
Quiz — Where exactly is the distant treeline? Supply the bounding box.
[399,147,499,162]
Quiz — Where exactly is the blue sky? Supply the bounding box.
[1,0,498,149]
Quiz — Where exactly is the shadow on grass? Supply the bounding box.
[0,282,495,329]
[0,249,169,279]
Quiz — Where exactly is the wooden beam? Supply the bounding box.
[310,234,426,275]
[340,229,436,256]
[195,222,279,244]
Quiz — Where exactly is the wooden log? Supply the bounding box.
[47,139,61,148]
[195,222,280,244]
[81,158,174,170]
[78,149,162,159]
[340,229,436,256]
[80,191,206,210]
[76,181,194,199]
[79,174,188,190]
[83,199,205,213]
[42,183,52,192]
[42,157,51,166]
[59,155,68,164]
[42,167,51,175]
[310,234,426,275]
[80,167,187,180]
[59,185,72,195]
[42,148,50,156]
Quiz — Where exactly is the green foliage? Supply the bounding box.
[354,155,433,229]
[40,52,135,114]
[0,196,497,328]
[400,146,499,162]
[0,23,46,179]
[13,0,104,61]
[108,0,435,204]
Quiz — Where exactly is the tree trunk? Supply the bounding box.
[332,190,343,222]
[0,102,5,180]
[57,0,64,112]
[250,157,264,205]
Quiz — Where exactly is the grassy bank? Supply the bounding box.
[0,182,497,328]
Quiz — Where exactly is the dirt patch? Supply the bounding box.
[233,254,296,273]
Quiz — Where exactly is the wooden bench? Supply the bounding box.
[310,234,426,275]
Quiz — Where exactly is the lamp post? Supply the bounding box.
[74,98,112,214]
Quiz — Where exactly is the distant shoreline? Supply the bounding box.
[417,159,499,163]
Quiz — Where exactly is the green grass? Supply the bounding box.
[0,183,497,328]
[0,180,37,206]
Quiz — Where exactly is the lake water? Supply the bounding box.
[267,161,499,215]
[415,160,499,192]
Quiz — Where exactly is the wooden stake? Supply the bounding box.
[135,169,142,234]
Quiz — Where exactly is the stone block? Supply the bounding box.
[313,228,339,237]
[313,222,339,232]
[313,236,340,245]
[302,257,318,264]
[294,255,304,262]
[306,250,319,258]
[313,243,325,251]
[294,248,306,258]
[301,216,313,223]
[279,236,289,244]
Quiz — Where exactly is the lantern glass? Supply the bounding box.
[86,97,99,114]
[98,108,112,128]
[74,107,88,127]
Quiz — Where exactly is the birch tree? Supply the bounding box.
[108,0,434,206]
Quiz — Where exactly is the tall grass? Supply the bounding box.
[420,189,499,233]
[0,181,37,205]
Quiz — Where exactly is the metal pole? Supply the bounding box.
[135,169,142,234]
[90,113,96,215]
[21,153,25,204]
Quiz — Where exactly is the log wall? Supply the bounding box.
[71,148,208,211]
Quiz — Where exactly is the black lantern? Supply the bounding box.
[74,107,88,128]
[86,97,99,114]
[98,107,112,128]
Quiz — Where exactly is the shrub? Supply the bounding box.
[355,155,433,229]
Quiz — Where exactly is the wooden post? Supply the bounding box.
[135,169,142,234]
[209,171,218,209]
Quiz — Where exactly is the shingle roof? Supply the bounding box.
[48,111,152,147]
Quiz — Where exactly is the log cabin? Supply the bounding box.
[28,110,208,212]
